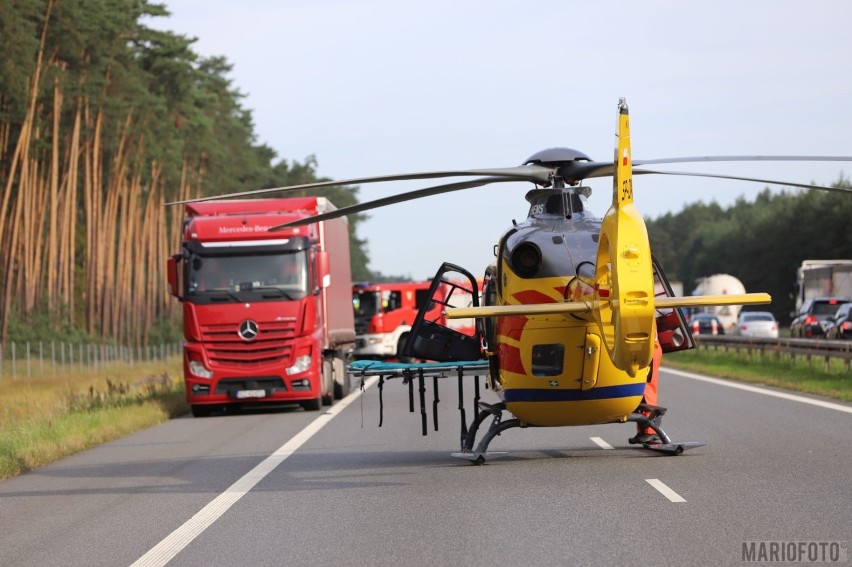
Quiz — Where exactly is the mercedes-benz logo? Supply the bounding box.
[238,320,259,341]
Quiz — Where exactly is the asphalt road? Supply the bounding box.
[1,367,850,567]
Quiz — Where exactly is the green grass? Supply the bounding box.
[0,358,187,480]
[664,346,852,402]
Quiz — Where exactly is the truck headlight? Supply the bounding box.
[286,354,312,376]
[189,360,214,379]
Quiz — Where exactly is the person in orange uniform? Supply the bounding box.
[629,337,663,444]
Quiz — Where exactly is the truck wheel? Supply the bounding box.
[191,404,213,418]
[301,396,322,412]
[397,334,413,363]
[333,356,350,399]
[322,360,334,406]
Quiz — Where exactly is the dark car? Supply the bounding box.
[690,312,725,335]
[825,303,852,340]
[790,297,851,338]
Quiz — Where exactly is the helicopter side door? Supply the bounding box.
[652,256,695,353]
[402,263,484,362]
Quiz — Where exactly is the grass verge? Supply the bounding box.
[664,346,852,402]
[0,358,187,480]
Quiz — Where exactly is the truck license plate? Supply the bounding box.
[236,389,266,399]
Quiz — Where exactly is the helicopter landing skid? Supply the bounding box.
[452,401,520,465]
[627,404,706,455]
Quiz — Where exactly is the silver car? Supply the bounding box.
[736,311,779,338]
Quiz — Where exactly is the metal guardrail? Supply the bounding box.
[694,334,852,371]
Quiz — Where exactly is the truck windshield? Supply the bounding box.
[187,251,308,301]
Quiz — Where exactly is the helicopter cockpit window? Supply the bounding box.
[532,344,564,376]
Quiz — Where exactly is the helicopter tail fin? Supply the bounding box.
[591,98,654,376]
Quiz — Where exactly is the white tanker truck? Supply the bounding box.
[691,274,747,333]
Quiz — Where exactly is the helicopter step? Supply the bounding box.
[627,403,706,455]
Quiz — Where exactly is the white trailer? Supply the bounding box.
[792,260,852,311]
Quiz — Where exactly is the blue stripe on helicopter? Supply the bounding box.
[502,382,646,402]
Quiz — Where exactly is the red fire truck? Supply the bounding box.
[167,198,355,416]
[352,281,436,359]
[352,280,479,360]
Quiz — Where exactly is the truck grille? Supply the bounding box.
[200,321,297,367]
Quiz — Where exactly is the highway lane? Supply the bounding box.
[1,367,850,566]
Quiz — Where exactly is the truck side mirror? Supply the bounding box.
[318,251,331,289]
[167,254,184,300]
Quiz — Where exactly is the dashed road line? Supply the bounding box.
[646,478,686,502]
[590,436,614,450]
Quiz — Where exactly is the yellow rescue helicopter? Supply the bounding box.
[171,98,852,463]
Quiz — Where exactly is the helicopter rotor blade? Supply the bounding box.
[165,164,553,206]
[634,155,852,166]
[268,176,520,231]
[632,168,852,194]
[558,155,852,183]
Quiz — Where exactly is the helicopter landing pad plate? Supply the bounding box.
[644,441,706,455]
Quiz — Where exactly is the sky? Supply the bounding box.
[149,1,852,280]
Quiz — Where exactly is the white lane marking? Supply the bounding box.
[590,436,614,450]
[131,376,379,567]
[664,367,852,415]
[645,478,686,503]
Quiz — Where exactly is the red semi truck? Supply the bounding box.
[167,197,355,416]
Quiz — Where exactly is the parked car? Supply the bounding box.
[690,312,725,335]
[790,297,851,338]
[736,311,779,338]
[825,303,852,340]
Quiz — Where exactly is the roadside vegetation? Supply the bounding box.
[0,358,185,480]
[664,346,852,402]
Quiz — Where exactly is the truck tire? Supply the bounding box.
[322,359,334,406]
[397,334,414,363]
[333,356,350,399]
[301,395,322,411]
[191,404,213,418]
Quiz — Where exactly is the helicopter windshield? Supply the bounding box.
[186,249,308,302]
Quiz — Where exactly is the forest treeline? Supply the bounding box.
[646,185,852,324]
[0,0,373,348]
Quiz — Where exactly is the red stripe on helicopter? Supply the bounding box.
[496,342,525,375]
[497,314,528,339]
